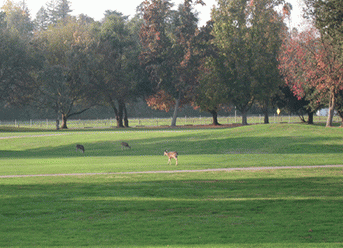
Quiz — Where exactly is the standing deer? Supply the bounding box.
[164,150,178,165]
[76,144,85,153]
[121,142,131,150]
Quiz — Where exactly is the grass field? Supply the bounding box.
[0,124,343,247]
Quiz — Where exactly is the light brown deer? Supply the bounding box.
[121,142,131,150]
[76,144,85,153]
[164,150,178,165]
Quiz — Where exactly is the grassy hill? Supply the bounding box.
[0,124,342,247]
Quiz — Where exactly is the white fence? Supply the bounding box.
[0,114,340,129]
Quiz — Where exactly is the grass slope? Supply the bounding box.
[0,124,343,176]
[0,124,343,247]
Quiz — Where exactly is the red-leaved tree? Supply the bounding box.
[278,27,343,127]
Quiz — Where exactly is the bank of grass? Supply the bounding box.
[1,168,342,247]
[0,123,343,176]
[0,123,343,247]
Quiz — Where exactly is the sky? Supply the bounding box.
[5,0,306,28]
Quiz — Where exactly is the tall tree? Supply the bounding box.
[0,28,41,107]
[1,0,33,36]
[211,0,286,125]
[250,0,286,124]
[33,18,95,128]
[140,0,204,126]
[278,27,343,127]
[304,0,343,59]
[195,21,230,125]
[34,6,49,31]
[45,0,72,25]
[91,12,146,128]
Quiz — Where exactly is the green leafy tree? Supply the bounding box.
[305,0,343,59]
[0,1,40,108]
[90,12,147,128]
[211,0,285,125]
[33,18,96,128]
[44,0,72,25]
[1,0,33,36]
[34,6,50,31]
[195,21,230,125]
[0,28,41,107]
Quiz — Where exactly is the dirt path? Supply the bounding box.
[1,165,342,178]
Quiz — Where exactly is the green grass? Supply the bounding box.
[1,124,343,176]
[0,124,343,247]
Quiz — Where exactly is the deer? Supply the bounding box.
[121,142,131,150]
[164,150,178,165]
[76,144,85,153]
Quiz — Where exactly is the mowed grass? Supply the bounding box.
[0,124,343,247]
[1,124,343,175]
[1,169,343,247]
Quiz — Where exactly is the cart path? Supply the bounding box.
[1,165,343,178]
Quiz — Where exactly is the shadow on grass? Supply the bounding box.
[1,175,342,246]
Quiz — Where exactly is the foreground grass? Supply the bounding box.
[1,168,342,247]
[1,124,343,176]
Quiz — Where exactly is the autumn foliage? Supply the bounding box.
[278,28,343,126]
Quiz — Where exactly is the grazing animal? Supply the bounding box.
[164,150,178,165]
[121,142,131,150]
[76,144,85,153]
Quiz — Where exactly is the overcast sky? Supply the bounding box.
[4,0,306,28]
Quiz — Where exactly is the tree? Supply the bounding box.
[211,0,285,125]
[90,12,147,128]
[140,0,204,126]
[45,0,72,25]
[33,18,96,128]
[250,0,286,124]
[195,21,230,125]
[0,2,40,108]
[304,0,343,58]
[1,0,33,36]
[278,27,343,127]
[34,7,49,31]
[0,28,41,107]
[274,85,321,124]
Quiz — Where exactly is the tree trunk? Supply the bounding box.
[209,109,220,125]
[171,92,181,127]
[263,101,269,124]
[56,119,60,130]
[338,110,343,127]
[307,111,314,124]
[108,95,124,128]
[242,110,248,125]
[123,102,129,128]
[326,93,335,127]
[117,99,125,128]
[60,114,68,129]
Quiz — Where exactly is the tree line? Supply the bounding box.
[0,0,342,128]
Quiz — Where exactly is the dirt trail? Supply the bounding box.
[1,165,342,178]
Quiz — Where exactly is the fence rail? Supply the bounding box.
[0,115,341,129]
